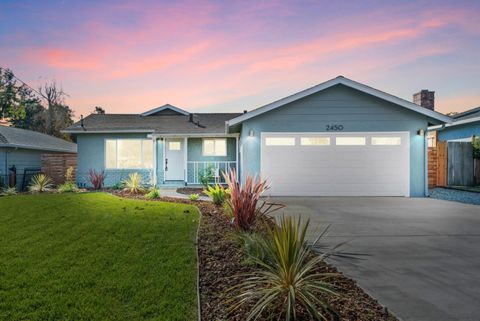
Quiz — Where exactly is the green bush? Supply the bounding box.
[58,181,78,193]
[234,231,271,265]
[123,173,145,194]
[473,137,480,158]
[228,216,338,321]
[204,184,228,205]
[29,174,53,193]
[111,182,124,190]
[145,187,160,199]
[198,164,215,188]
[189,193,200,201]
[1,187,17,196]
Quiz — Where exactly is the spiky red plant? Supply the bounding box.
[88,169,105,190]
[224,169,271,230]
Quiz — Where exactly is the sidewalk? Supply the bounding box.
[159,187,209,201]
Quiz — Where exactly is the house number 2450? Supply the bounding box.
[326,124,344,131]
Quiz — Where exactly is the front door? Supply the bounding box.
[165,138,185,180]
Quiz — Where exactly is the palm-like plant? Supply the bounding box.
[123,172,145,194]
[228,216,339,321]
[29,174,53,193]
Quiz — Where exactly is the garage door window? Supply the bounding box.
[336,137,366,145]
[300,137,330,146]
[371,137,401,145]
[265,137,295,146]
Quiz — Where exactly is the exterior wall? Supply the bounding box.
[76,133,152,187]
[0,147,49,189]
[238,84,431,197]
[437,122,480,141]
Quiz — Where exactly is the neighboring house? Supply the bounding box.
[64,76,450,197]
[0,125,77,189]
[434,106,480,142]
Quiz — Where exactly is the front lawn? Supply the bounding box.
[0,193,199,321]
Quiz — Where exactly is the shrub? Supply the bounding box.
[198,164,215,188]
[65,166,75,182]
[189,193,200,201]
[234,231,270,265]
[145,187,160,199]
[58,181,78,193]
[88,169,105,190]
[123,172,145,194]
[228,216,338,321]
[29,174,53,193]
[111,182,124,190]
[473,137,480,158]
[204,184,228,205]
[1,187,17,196]
[224,169,282,231]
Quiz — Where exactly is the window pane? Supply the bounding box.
[118,140,142,168]
[203,139,215,156]
[265,137,295,146]
[336,137,366,146]
[105,140,117,168]
[215,139,227,156]
[142,140,153,168]
[301,137,330,146]
[168,141,181,150]
[371,137,401,145]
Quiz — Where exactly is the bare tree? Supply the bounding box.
[39,81,67,135]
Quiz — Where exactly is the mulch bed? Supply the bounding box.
[177,187,207,196]
[108,191,398,321]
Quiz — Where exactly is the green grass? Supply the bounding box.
[0,193,199,321]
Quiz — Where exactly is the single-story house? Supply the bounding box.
[64,76,451,197]
[433,106,480,142]
[0,125,77,189]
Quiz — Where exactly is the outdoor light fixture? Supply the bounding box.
[249,130,254,137]
[417,129,425,136]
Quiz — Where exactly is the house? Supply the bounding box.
[0,125,77,189]
[433,106,480,142]
[64,76,451,197]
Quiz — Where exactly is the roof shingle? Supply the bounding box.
[0,126,77,153]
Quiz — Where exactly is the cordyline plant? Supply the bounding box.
[123,172,146,194]
[227,216,339,321]
[88,169,105,190]
[223,169,283,230]
[29,174,53,193]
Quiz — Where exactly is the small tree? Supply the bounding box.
[198,163,215,188]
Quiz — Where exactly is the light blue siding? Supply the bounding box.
[237,84,433,197]
[156,139,164,184]
[76,133,153,187]
[0,147,46,189]
[437,122,480,141]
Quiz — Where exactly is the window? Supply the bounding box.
[203,138,227,156]
[301,137,330,146]
[105,139,154,169]
[371,137,401,145]
[265,137,295,146]
[427,132,436,148]
[336,137,366,146]
[168,141,181,150]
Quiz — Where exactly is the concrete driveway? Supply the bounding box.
[274,197,480,321]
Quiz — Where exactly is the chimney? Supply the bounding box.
[243,110,248,114]
[80,115,85,129]
[413,90,435,110]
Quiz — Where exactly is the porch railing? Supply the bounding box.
[187,161,236,184]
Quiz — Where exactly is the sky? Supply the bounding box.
[1,0,479,118]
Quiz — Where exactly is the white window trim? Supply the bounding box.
[105,139,154,169]
[202,138,227,156]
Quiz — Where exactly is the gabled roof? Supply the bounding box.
[0,125,77,153]
[452,106,480,120]
[63,113,242,135]
[227,76,452,128]
[141,104,190,116]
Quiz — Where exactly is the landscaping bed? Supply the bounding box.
[197,202,398,321]
[177,187,206,196]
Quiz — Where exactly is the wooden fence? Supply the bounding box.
[428,141,447,187]
[41,153,77,185]
[447,142,474,186]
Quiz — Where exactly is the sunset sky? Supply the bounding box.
[1,0,479,118]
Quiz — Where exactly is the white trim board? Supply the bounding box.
[141,104,190,116]
[227,76,452,128]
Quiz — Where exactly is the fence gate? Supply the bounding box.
[447,142,474,186]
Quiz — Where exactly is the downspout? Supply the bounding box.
[424,128,429,197]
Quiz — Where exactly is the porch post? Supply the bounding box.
[235,136,239,175]
[184,137,188,185]
[152,136,157,186]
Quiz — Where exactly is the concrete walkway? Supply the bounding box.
[274,197,480,321]
[159,187,209,201]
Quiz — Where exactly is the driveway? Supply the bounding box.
[273,197,480,321]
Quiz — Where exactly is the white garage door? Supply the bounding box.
[261,132,410,196]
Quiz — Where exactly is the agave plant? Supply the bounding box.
[224,169,283,230]
[123,172,145,194]
[29,174,53,193]
[228,216,339,321]
[1,187,17,196]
